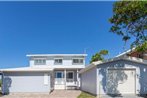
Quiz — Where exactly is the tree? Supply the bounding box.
[109,1,147,48]
[90,50,108,63]
[135,41,147,58]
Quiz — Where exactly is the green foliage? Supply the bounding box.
[90,50,108,63]
[99,50,109,55]
[77,92,96,98]
[109,1,147,47]
[136,41,147,52]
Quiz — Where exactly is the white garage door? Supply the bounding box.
[3,72,51,93]
[106,69,135,94]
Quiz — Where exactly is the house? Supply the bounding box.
[0,54,87,94]
[79,51,147,96]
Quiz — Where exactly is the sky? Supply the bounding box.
[0,1,132,68]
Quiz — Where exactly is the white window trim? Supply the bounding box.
[34,59,46,65]
[72,58,84,65]
[54,58,63,65]
[66,71,74,80]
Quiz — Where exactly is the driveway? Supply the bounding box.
[1,90,81,98]
[101,95,146,98]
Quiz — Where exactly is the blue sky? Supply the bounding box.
[0,1,132,68]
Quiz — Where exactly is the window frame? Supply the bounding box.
[34,58,46,65]
[66,71,74,80]
[55,71,64,78]
[72,58,84,65]
[54,58,63,65]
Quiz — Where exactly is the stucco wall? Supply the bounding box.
[80,66,97,95]
[3,72,51,93]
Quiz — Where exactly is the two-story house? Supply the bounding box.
[0,54,87,94]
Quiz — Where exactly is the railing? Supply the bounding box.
[66,81,78,86]
[55,78,78,86]
[55,78,65,85]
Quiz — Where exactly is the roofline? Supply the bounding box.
[79,56,147,74]
[116,47,135,57]
[0,67,54,72]
[26,54,87,57]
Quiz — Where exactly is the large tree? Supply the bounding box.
[90,50,108,63]
[109,1,147,48]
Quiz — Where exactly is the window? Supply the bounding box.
[72,59,83,64]
[54,59,62,65]
[67,72,74,79]
[55,72,63,78]
[34,59,46,65]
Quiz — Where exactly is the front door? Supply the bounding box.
[54,71,65,89]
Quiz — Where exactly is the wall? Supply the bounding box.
[29,56,85,69]
[97,60,147,95]
[80,66,97,95]
[3,72,51,93]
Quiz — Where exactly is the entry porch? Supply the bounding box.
[53,69,80,90]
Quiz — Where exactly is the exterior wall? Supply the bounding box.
[29,56,85,68]
[80,66,97,95]
[3,72,51,93]
[80,60,147,96]
[97,60,147,95]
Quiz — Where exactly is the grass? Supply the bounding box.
[77,92,96,98]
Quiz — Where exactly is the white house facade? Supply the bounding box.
[0,54,87,94]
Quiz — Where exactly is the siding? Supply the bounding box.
[3,72,51,93]
[29,56,85,67]
[81,66,97,95]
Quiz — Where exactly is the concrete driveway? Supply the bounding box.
[1,90,81,98]
[101,95,146,98]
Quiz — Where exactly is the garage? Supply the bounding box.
[0,67,53,94]
[106,69,136,94]
[80,57,147,96]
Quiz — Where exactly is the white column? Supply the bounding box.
[64,69,66,90]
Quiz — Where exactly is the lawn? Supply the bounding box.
[77,92,96,98]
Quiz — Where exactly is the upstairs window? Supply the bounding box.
[72,59,84,64]
[54,58,62,65]
[34,59,46,65]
